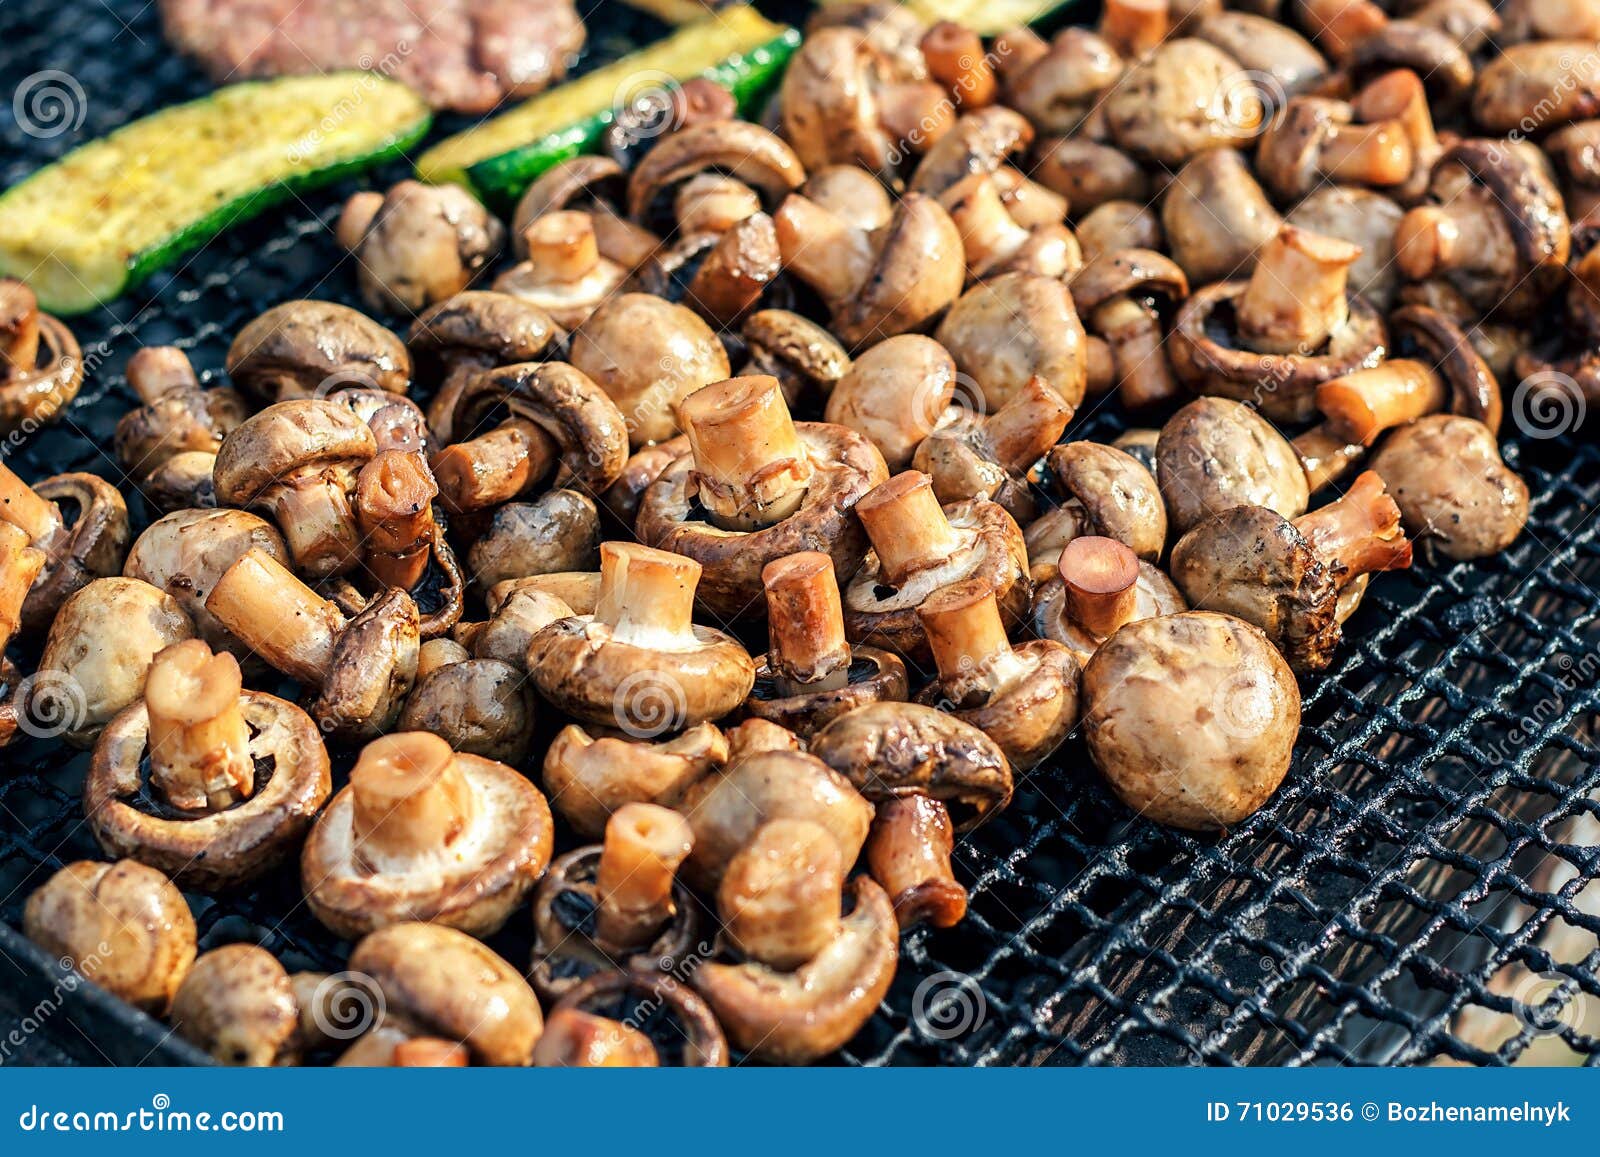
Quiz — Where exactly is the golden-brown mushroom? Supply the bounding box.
[0,279,84,432]
[542,720,726,838]
[0,460,130,636]
[337,180,504,314]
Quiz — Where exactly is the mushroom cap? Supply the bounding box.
[35,577,196,747]
[141,450,222,515]
[824,334,958,471]
[449,360,631,496]
[1031,561,1187,667]
[86,690,331,891]
[0,307,83,433]
[1170,505,1340,671]
[1157,397,1310,534]
[1285,186,1404,311]
[312,588,419,741]
[1193,11,1327,97]
[1034,140,1150,217]
[226,301,410,401]
[1103,39,1263,167]
[811,700,1014,828]
[1161,148,1282,285]
[542,721,727,838]
[303,751,553,940]
[909,106,1034,197]
[21,471,132,636]
[635,421,888,621]
[842,496,1030,663]
[123,508,290,659]
[1255,97,1359,202]
[1004,28,1124,136]
[1046,441,1167,562]
[1389,303,1502,433]
[779,27,900,173]
[676,748,874,891]
[511,156,627,254]
[115,385,247,478]
[1348,21,1473,105]
[568,294,732,447]
[692,874,898,1065]
[745,645,909,739]
[1082,611,1299,831]
[1369,414,1528,561]
[834,193,966,349]
[348,923,544,1066]
[407,291,563,374]
[467,490,601,593]
[916,638,1080,772]
[171,945,299,1066]
[212,399,378,508]
[741,309,852,408]
[626,119,805,221]
[551,970,728,1067]
[936,271,1089,409]
[1070,248,1189,317]
[22,859,197,1015]
[1169,281,1389,423]
[347,181,505,314]
[396,658,532,765]
[526,615,755,734]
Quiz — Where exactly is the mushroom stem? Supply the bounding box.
[125,346,199,405]
[1354,70,1437,192]
[1237,225,1361,355]
[534,1008,660,1067]
[1059,536,1141,638]
[1298,0,1388,58]
[594,542,701,651]
[1292,470,1413,584]
[982,376,1074,473]
[941,174,1032,275]
[762,552,851,695]
[349,732,477,873]
[855,472,969,588]
[0,522,44,650]
[921,21,997,108]
[265,467,365,580]
[206,548,348,685]
[431,418,559,514]
[392,1039,471,1068]
[1093,296,1182,411]
[1316,359,1446,446]
[866,796,967,930]
[594,802,694,950]
[0,461,64,545]
[718,818,844,971]
[1318,120,1414,187]
[1292,425,1366,493]
[1394,199,1511,282]
[680,375,813,531]
[144,640,254,812]
[675,175,762,236]
[1085,335,1117,395]
[1099,0,1170,56]
[524,211,602,283]
[918,579,1032,704]
[356,450,439,590]
[335,192,384,253]
[0,281,43,377]
[771,195,874,304]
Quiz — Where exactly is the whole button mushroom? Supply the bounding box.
[1344,20,1474,107]
[1499,0,1600,44]
[1193,11,1329,96]
[85,640,331,890]
[24,859,197,1015]
[455,583,576,671]
[624,118,806,226]
[1255,95,1415,203]
[543,721,727,838]
[938,172,1081,282]
[494,210,627,330]
[1102,39,1265,168]
[535,1010,660,1068]
[774,190,966,349]
[740,309,852,412]
[213,399,377,579]
[914,579,1079,771]
[1394,140,1570,320]
[511,155,662,272]
[302,731,554,940]
[396,657,533,765]
[1157,399,1311,537]
[1034,440,1168,568]
[1035,140,1150,219]
[0,279,84,432]
[1000,27,1124,136]
[568,293,732,447]
[1070,249,1189,413]
[537,971,728,1067]
[824,334,958,472]
[1082,611,1300,831]
[635,375,887,620]
[936,271,1090,409]
[1369,414,1528,562]
[529,803,698,1001]
[743,552,908,739]
[170,945,302,1066]
[1031,536,1187,668]
[337,180,505,315]
[1285,186,1405,310]
[1169,224,1388,424]
[123,508,290,662]
[526,542,755,734]
[226,300,410,404]
[1170,470,1413,671]
[343,923,544,1067]
[204,547,419,740]
[115,346,247,511]
[468,489,601,593]
[842,471,1030,662]
[33,577,196,747]
[0,460,130,635]
[1473,41,1600,137]
[1162,149,1283,285]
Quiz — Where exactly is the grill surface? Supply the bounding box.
[2,0,1599,1069]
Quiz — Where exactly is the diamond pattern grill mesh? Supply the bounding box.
[1,0,1598,1067]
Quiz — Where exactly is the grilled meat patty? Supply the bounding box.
[159,0,587,112]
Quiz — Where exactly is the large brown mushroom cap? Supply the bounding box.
[340,180,505,315]
[466,490,601,593]
[935,271,1089,408]
[1102,39,1264,167]
[1045,441,1167,562]
[568,294,731,447]
[1157,398,1310,535]
[86,690,331,891]
[212,399,377,509]
[396,658,532,765]
[348,923,544,1066]
[1473,41,1600,134]
[226,301,410,401]
[1369,414,1527,561]
[171,945,300,1066]
[824,334,958,471]
[1082,611,1299,831]
[741,310,852,409]
[1193,11,1328,96]
[23,859,197,1015]
[1162,148,1283,285]
[542,722,727,838]
[1285,187,1405,311]
[625,119,805,221]
[312,588,419,741]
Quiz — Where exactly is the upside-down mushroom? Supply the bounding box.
[536,971,727,1067]
[912,375,1073,521]
[0,460,130,635]
[1030,536,1187,667]
[0,279,84,432]
[494,210,627,330]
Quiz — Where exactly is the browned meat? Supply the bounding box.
[159,0,586,113]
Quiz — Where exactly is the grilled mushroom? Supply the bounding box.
[170,945,302,1066]
[337,180,504,315]
[1070,249,1189,413]
[912,375,1073,520]
[396,657,533,765]
[938,172,1081,282]
[0,461,130,635]
[0,279,83,432]
[1082,611,1300,831]
[625,118,805,223]
[1285,185,1406,310]
[740,309,852,412]
[543,720,726,838]
[85,640,330,890]
[1255,94,1414,202]
[494,211,627,330]
[205,547,418,740]
[936,271,1090,409]
[1369,415,1527,561]
[999,27,1123,136]
[23,859,196,1015]
[303,731,553,939]
[1162,148,1283,284]
[636,375,886,620]
[1036,440,1167,565]
[537,971,727,1067]
[464,489,602,591]
[116,346,246,509]
[824,335,959,471]
[1156,397,1310,534]
[1031,536,1187,667]
[226,300,409,403]
[1194,11,1328,95]
[511,155,661,271]
[866,795,967,930]
[1102,39,1264,167]
[1035,140,1149,217]
[1473,41,1600,136]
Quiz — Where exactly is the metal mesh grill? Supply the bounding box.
[2,0,1599,1068]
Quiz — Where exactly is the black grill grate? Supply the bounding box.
[2,0,1599,1068]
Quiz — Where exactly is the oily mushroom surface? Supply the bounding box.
[171,944,301,1066]
[1369,414,1528,561]
[225,300,410,402]
[1157,398,1309,535]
